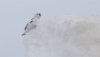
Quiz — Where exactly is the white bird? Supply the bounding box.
[22,13,41,36]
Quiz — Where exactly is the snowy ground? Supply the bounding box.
[23,15,100,57]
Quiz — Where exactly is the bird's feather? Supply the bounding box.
[24,23,28,30]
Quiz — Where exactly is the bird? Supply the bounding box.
[22,13,41,36]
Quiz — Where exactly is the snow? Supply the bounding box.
[23,15,100,57]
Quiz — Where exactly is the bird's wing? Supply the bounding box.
[31,17,35,20]
[24,23,28,30]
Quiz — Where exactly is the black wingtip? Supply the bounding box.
[22,34,25,36]
[30,21,33,23]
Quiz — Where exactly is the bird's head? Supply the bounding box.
[34,13,41,18]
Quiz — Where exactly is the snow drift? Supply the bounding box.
[23,15,100,57]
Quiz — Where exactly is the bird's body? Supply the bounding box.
[22,13,41,36]
[24,21,36,31]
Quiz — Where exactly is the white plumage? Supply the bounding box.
[22,13,41,36]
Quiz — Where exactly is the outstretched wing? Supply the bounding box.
[24,23,28,30]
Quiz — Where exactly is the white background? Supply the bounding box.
[0,0,100,57]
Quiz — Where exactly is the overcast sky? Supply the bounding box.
[0,0,100,57]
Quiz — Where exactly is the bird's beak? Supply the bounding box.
[39,13,41,16]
